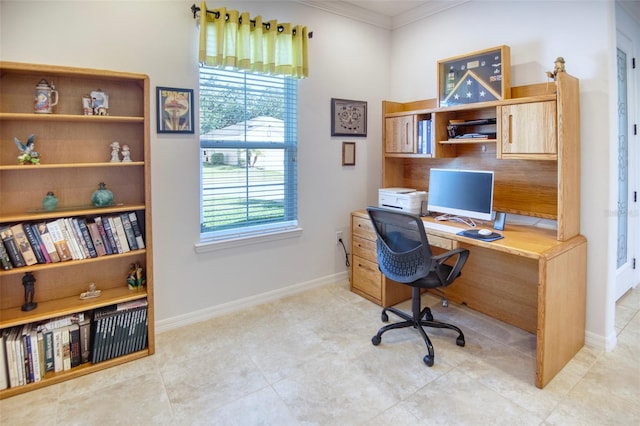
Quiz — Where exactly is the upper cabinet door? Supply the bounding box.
[385,115,415,153]
[498,101,557,160]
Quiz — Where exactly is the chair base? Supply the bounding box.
[371,288,465,366]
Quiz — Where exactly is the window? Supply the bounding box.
[199,67,298,245]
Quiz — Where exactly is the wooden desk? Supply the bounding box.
[350,210,587,388]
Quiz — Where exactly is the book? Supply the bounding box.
[52,327,64,373]
[128,211,145,249]
[68,324,81,368]
[111,215,130,253]
[37,330,45,380]
[0,332,8,390]
[10,223,38,266]
[36,222,61,263]
[46,220,73,262]
[43,329,54,372]
[71,218,91,259]
[87,222,107,256]
[28,223,51,263]
[61,326,72,371]
[60,218,84,260]
[0,238,13,270]
[93,217,114,255]
[30,328,42,382]
[119,213,138,251]
[38,312,86,332]
[77,218,98,258]
[15,325,27,385]
[1,226,26,268]
[79,317,92,364]
[5,327,19,387]
[101,216,119,254]
[22,223,47,264]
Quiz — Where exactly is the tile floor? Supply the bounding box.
[1,281,638,425]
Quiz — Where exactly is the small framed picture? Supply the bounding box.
[157,87,194,134]
[342,142,356,166]
[331,98,367,137]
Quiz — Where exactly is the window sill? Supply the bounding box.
[195,227,303,253]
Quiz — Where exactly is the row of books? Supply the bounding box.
[0,312,89,389]
[417,118,432,155]
[0,211,145,270]
[91,299,149,364]
[0,300,148,390]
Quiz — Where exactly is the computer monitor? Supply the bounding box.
[427,168,494,221]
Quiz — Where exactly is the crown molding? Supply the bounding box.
[296,1,470,30]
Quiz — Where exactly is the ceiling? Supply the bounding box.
[298,1,640,30]
[297,1,470,30]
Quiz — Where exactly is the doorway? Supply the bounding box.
[614,10,639,301]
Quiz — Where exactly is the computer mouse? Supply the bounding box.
[478,228,492,236]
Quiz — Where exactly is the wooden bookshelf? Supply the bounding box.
[0,62,153,398]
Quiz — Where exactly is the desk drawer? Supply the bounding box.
[352,255,381,300]
[427,234,457,250]
[352,236,378,263]
[352,215,376,240]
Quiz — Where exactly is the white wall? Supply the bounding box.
[0,0,621,348]
[389,1,614,347]
[0,0,390,326]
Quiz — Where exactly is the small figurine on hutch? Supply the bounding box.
[91,89,109,115]
[127,262,146,290]
[110,141,121,162]
[121,144,132,162]
[546,56,566,81]
[80,282,102,300]
[34,79,58,114]
[14,134,40,165]
[21,272,37,311]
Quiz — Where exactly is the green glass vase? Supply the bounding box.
[42,191,58,211]
[91,182,113,207]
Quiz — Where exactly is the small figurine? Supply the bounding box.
[110,141,121,162]
[127,262,145,290]
[80,282,102,299]
[546,57,566,81]
[14,134,40,165]
[22,272,37,311]
[121,144,132,162]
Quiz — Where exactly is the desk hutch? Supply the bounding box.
[350,72,586,388]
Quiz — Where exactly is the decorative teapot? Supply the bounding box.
[34,79,59,114]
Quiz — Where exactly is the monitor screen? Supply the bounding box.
[427,168,494,221]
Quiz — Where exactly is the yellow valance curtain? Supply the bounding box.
[198,2,309,78]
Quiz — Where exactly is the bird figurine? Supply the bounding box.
[14,134,39,165]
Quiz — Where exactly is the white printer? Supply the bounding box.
[378,188,428,215]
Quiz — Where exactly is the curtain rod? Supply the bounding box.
[190,4,313,38]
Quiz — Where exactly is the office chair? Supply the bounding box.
[367,206,470,366]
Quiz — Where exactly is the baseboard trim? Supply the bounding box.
[584,328,616,351]
[155,271,349,334]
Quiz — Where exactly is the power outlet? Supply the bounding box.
[336,231,343,244]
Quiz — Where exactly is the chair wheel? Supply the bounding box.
[381,312,388,322]
[456,336,465,347]
[372,335,381,346]
[423,355,434,366]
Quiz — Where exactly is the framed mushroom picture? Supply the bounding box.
[157,86,194,134]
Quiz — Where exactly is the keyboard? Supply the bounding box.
[422,221,462,234]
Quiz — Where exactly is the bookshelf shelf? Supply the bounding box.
[0,61,153,398]
[0,162,144,170]
[0,287,148,329]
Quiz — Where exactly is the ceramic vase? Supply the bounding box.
[91,182,113,207]
[42,191,58,211]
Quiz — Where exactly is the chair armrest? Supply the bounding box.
[433,248,470,284]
